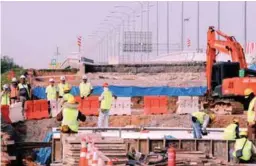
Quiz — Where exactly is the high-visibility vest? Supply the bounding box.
[18,83,30,96]
[10,85,18,98]
[233,137,253,161]
[62,107,79,132]
[100,90,113,110]
[63,93,73,102]
[247,97,256,123]
[58,83,69,97]
[223,123,237,140]
[79,82,92,97]
[192,111,206,124]
[46,85,57,100]
[1,93,10,105]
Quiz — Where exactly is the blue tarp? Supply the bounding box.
[33,86,207,99]
[36,132,52,164]
[249,64,256,70]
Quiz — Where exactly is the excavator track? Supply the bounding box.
[210,99,244,115]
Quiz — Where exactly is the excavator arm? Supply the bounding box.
[206,26,247,92]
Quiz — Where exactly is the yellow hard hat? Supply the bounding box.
[209,113,216,121]
[233,118,239,123]
[239,131,247,136]
[63,84,71,92]
[67,96,76,104]
[244,88,254,98]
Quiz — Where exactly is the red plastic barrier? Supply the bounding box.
[1,105,11,123]
[144,96,168,115]
[80,96,99,116]
[25,100,49,120]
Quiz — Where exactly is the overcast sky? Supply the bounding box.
[1,1,256,69]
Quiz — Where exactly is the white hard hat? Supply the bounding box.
[3,84,9,90]
[60,76,66,81]
[11,77,17,82]
[82,75,87,79]
[20,75,26,79]
[49,78,54,82]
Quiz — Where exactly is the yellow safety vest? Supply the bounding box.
[58,83,69,97]
[100,90,113,110]
[46,85,57,100]
[233,137,253,161]
[18,83,30,95]
[63,93,73,102]
[62,107,79,132]
[223,123,237,140]
[1,93,10,105]
[79,82,92,97]
[192,111,206,124]
[247,97,256,123]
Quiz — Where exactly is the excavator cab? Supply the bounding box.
[211,61,240,97]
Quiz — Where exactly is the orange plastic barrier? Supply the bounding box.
[80,96,99,116]
[144,96,168,115]
[1,105,11,123]
[25,100,49,120]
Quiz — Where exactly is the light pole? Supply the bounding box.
[167,1,170,55]
[181,1,184,51]
[197,2,200,52]
[244,1,247,50]
[114,6,137,62]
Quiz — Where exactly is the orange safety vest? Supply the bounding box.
[10,86,18,98]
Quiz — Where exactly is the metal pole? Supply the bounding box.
[244,1,247,50]
[181,1,184,51]
[217,1,220,40]
[167,1,170,55]
[133,12,136,63]
[147,2,150,61]
[156,1,159,56]
[197,2,200,52]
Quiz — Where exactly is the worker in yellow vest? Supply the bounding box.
[45,78,59,115]
[98,83,116,128]
[56,96,86,163]
[58,76,69,99]
[191,111,216,139]
[232,131,256,163]
[1,84,10,106]
[57,96,86,133]
[63,84,73,102]
[79,75,93,99]
[18,75,31,108]
[244,88,256,140]
[223,118,240,140]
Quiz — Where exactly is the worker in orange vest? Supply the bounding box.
[10,77,19,104]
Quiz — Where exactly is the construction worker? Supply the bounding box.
[56,96,86,133]
[1,84,10,106]
[18,75,31,107]
[79,75,93,99]
[245,88,256,139]
[45,78,59,115]
[63,84,73,102]
[10,77,19,104]
[223,118,240,140]
[98,83,116,128]
[191,111,216,139]
[232,131,256,163]
[56,96,86,163]
[58,76,69,99]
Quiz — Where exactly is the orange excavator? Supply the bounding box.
[206,26,256,113]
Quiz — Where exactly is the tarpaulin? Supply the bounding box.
[249,64,256,70]
[36,132,52,164]
[33,86,207,99]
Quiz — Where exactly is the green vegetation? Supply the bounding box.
[1,55,25,86]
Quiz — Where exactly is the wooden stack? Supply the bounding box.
[1,132,16,166]
[62,134,128,166]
